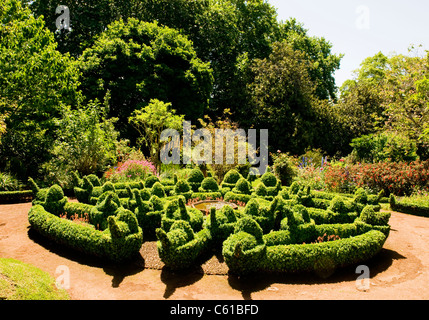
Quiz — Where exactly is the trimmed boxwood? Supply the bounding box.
[199,177,219,192]
[0,190,33,204]
[133,190,162,240]
[222,217,266,275]
[206,206,239,245]
[190,191,223,201]
[221,169,242,189]
[161,196,204,232]
[390,194,429,217]
[262,230,387,274]
[224,191,253,204]
[187,168,205,192]
[156,220,212,270]
[171,180,192,199]
[28,205,143,262]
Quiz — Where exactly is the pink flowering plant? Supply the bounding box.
[104,159,157,182]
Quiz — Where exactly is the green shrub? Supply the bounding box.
[289,181,301,194]
[133,190,161,240]
[145,175,160,189]
[263,230,387,274]
[261,172,278,188]
[263,230,293,246]
[86,174,101,187]
[28,205,143,262]
[161,196,204,232]
[390,194,429,217]
[221,169,242,189]
[190,191,223,200]
[149,195,164,211]
[187,168,205,192]
[232,178,252,195]
[42,185,68,216]
[255,183,268,197]
[156,221,212,270]
[328,196,352,215]
[90,191,121,230]
[358,205,391,226]
[206,206,238,245]
[174,180,191,194]
[271,153,297,186]
[0,172,19,191]
[151,182,166,198]
[199,177,219,192]
[222,217,266,275]
[0,190,33,204]
[224,191,253,204]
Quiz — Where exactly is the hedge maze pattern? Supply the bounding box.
[27,169,391,275]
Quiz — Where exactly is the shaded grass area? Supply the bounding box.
[0,258,69,300]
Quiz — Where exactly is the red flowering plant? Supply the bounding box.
[324,160,429,196]
[104,159,157,182]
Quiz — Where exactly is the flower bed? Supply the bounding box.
[324,160,429,196]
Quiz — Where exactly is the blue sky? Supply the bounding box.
[268,0,429,87]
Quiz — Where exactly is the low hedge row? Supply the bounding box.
[28,205,143,262]
[390,195,429,217]
[262,230,387,275]
[222,216,388,276]
[0,190,33,204]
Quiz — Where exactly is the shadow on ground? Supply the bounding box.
[227,248,406,300]
[27,227,406,299]
[27,228,146,288]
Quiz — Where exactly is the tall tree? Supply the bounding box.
[77,18,213,141]
[0,0,81,179]
[247,41,317,155]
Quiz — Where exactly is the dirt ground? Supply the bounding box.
[1,202,429,300]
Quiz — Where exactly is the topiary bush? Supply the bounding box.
[221,169,242,189]
[222,217,266,275]
[156,220,212,270]
[389,194,429,218]
[199,177,219,192]
[172,180,192,199]
[42,185,68,216]
[28,204,143,262]
[151,182,166,198]
[133,190,161,240]
[145,175,160,189]
[187,168,205,192]
[232,178,252,195]
[90,191,121,230]
[206,206,239,245]
[161,196,204,232]
[261,171,278,188]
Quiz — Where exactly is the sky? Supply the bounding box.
[268,0,429,87]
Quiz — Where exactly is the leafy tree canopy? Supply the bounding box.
[0,0,81,179]
[77,18,213,141]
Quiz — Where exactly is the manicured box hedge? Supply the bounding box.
[28,205,143,262]
[390,195,429,218]
[156,220,212,270]
[0,190,33,204]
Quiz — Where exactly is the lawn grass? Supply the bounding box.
[0,258,70,300]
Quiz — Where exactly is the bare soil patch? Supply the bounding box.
[1,202,429,300]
